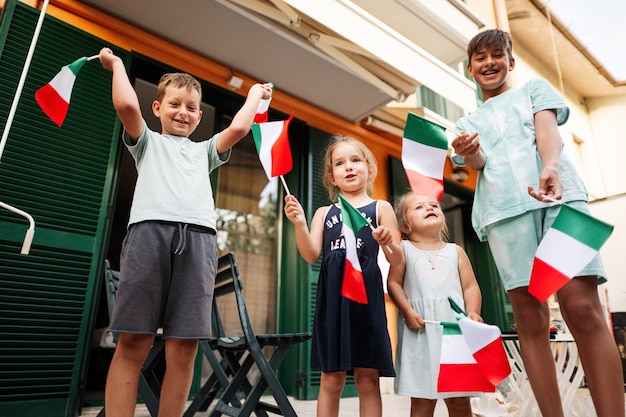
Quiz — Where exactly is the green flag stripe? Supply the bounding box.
[551,204,613,250]
[251,123,262,151]
[338,194,370,231]
[67,56,88,76]
[403,112,448,150]
[441,321,462,335]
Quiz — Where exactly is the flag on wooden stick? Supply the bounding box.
[529,203,613,302]
[402,112,449,200]
[35,56,91,127]
[337,194,370,304]
[437,320,496,393]
[455,317,511,386]
[251,112,294,179]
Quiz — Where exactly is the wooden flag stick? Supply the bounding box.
[279,175,291,196]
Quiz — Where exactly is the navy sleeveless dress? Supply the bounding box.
[311,200,395,377]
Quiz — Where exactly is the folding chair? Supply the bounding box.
[183,253,247,416]
[188,252,311,417]
[97,260,166,417]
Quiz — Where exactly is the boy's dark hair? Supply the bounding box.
[156,73,202,102]
[467,29,513,61]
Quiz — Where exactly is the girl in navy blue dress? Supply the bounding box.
[284,135,403,417]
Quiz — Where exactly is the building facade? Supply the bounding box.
[0,0,623,415]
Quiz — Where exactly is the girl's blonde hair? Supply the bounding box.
[394,191,449,241]
[321,135,378,202]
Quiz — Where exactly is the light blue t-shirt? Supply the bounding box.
[123,121,230,229]
[453,78,588,241]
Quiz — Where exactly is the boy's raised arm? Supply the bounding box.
[99,47,143,141]
[216,83,272,155]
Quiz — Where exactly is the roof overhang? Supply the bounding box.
[76,0,482,121]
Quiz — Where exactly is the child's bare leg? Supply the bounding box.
[158,338,199,417]
[317,371,346,417]
[105,333,155,417]
[409,397,436,417]
[354,368,382,417]
[508,288,564,417]
[443,397,473,417]
[558,276,625,417]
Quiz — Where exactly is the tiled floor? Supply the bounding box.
[79,393,443,417]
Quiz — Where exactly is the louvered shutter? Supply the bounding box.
[0,1,126,416]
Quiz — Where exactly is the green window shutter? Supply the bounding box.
[416,85,465,122]
[0,1,126,416]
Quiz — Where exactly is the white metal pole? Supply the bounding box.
[0,0,50,162]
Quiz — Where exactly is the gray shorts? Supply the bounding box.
[109,221,217,339]
[485,201,607,291]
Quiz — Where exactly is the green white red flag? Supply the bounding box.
[447,297,511,386]
[529,203,613,302]
[437,320,495,393]
[337,194,371,304]
[402,112,449,200]
[251,113,294,178]
[456,317,511,386]
[35,56,89,127]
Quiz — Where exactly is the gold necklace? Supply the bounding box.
[425,253,436,270]
[410,241,444,270]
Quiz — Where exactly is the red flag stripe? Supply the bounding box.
[529,257,571,302]
[404,169,444,200]
[35,84,69,127]
[437,364,495,392]
[269,115,293,177]
[341,260,368,304]
[472,337,512,386]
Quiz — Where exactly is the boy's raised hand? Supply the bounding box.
[98,47,122,72]
[451,131,480,157]
[249,82,273,101]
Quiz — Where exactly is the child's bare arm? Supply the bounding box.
[373,200,403,265]
[529,109,563,202]
[387,259,424,330]
[457,245,483,322]
[283,195,323,264]
[216,83,273,154]
[99,47,143,141]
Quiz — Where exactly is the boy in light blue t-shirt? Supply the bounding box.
[99,47,273,417]
[451,29,623,417]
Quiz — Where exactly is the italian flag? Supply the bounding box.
[253,83,273,123]
[338,194,371,304]
[529,203,613,302]
[402,112,449,200]
[438,321,496,393]
[251,113,294,178]
[35,57,89,127]
[456,317,511,386]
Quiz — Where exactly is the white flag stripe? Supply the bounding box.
[401,139,447,179]
[49,68,76,103]
[535,228,598,277]
[256,121,283,176]
[343,224,362,273]
[457,318,501,352]
[440,334,476,364]
[256,98,271,114]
